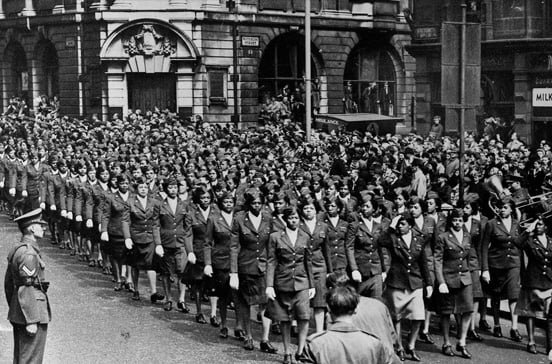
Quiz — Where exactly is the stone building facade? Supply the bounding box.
[0,0,414,127]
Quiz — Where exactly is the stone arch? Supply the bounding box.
[3,41,29,106]
[33,39,59,100]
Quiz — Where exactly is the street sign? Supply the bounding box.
[533,88,552,107]
[241,36,260,48]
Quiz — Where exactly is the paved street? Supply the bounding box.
[0,213,549,364]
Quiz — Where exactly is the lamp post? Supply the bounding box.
[305,0,312,141]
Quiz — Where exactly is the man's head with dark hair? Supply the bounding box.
[326,286,359,319]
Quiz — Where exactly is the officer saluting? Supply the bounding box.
[4,208,51,364]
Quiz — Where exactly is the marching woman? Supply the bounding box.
[204,192,236,338]
[514,215,552,356]
[381,215,433,362]
[21,152,45,212]
[3,146,17,218]
[122,177,163,301]
[230,189,277,353]
[320,197,349,276]
[266,206,315,364]
[346,196,386,298]
[434,208,477,358]
[157,177,195,311]
[269,191,289,233]
[14,148,29,217]
[187,185,218,325]
[72,160,89,261]
[93,165,112,274]
[481,198,524,341]
[298,196,332,332]
[101,174,132,291]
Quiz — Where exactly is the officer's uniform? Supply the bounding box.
[4,209,51,364]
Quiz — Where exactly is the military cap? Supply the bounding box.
[14,208,47,230]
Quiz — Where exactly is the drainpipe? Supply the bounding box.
[228,1,239,126]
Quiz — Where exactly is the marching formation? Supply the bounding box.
[2,109,552,364]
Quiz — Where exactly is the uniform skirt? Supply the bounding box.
[383,287,425,321]
[205,268,231,298]
[236,274,267,306]
[470,270,485,299]
[434,284,474,315]
[487,267,520,300]
[515,288,552,319]
[266,289,311,322]
[357,275,383,298]
[109,235,127,263]
[157,247,186,277]
[128,242,155,270]
[181,261,205,284]
[310,271,328,308]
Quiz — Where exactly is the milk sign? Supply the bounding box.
[533,88,552,107]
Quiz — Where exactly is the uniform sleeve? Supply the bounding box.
[152,201,161,246]
[230,216,241,274]
[322,227,333,274]
[101,197,112,233]
[4,265,14,305]
[20,164,28,191]
[433,234,445,286]
[266,234,276,288]
[121,201,131,239]
[480,222,492,271]
[16,251,42,324]
[182,213,193,253]
[84,188,94,220]
[345,222,359,272]
[203,218,214,266]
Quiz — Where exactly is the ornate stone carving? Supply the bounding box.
[123,25,176,57]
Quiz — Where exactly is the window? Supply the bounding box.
[208,69,227,106]
[343,48,396,115]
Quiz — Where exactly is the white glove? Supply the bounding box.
[40,202,45,210]
[426,286,433,298]
[229,273,239,290]
[50,204,56,211]
[22,190,28,197]
[204,265,213,277]
[481,270,490,284]
[124,238,133,250]
[0,180,4,188]
[86,219,93,228]
[9,188,15,196]
[155,245,164,257]
[438,283,449,294]
[187,252,196,265]
[382,272,387,282]
[61,210,67,218]
[266,287,276,300]
[98,223,102,233]
[100,232,109,242]
[351,270,362,282]
[26,323,38,336]
[67,211,73,220]
[308,288,316,299]
[75,215,82,222]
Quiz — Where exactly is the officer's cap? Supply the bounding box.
[14,209,47,230]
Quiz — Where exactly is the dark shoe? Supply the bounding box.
[282,354,292,364]
[88,260,96,267]
[442,344,455,357]
[150,292,165,304]
[467,330,483,342]
[479,320,492,332]
[190,291,196,301]
[405,348,421,361]
[243,338,254,351]
[396,349,406,361]
[510,328,522,342]
[131,291,140,301]
[210,316,221,327]
[527,343,537,354]
[260,340,278,354]
[295,352,305,362]
[493,326,503,338]
[456,343,472,359]
[272,323,281,335]
[234,329,246,341]
[291,325,299,338]
[163,301,173,311]
[219,327,229,339]
[177,301,190,313]
[196,313,207,324]
[256,312,262,322]
[114,282,124,291]
[419,331,435,344]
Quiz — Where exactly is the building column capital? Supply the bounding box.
[21,0,36,16]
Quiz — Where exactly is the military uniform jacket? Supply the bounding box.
[380,230,432,291]
[465,218,483,271]
[22,162,45,196]
[412,215,438,281]
[158,197,193,252]
[4,157,18,190]
[481,218,526,270]
[65,177,75,215]
[101,192,131,238]
[122,196,161,246]
[434,229,476,289]
[189,204,218,263]
[346,217,387,278]
[204,211,234,270]
[72,177,87,218]
[51,173,67,210]
[14,159,27,193]
[299,219,333,275]
[230,210,273,276]
[90,183,109,225]
[4,236,51,325]
[41,167,56,206]
[270,212,286,233]
[266,229,314,292]
[516,234,552,290]
[321,213,349,272]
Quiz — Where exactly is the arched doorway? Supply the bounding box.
[258,32,320,103]
[36,40,59,98]
[4,41,29,102]
[344,47,397,115]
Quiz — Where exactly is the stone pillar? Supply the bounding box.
[21,0,36,16]
[0,0,5,19]
[31,59,41,110]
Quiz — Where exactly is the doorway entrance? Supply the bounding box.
[127,73,176,112]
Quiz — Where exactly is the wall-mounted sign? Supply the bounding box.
[241,36,260,48]
[414,26,439,41]
[533,88,552,107]
[66,36,76,48]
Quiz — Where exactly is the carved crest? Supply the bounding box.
[123,24,175,57]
